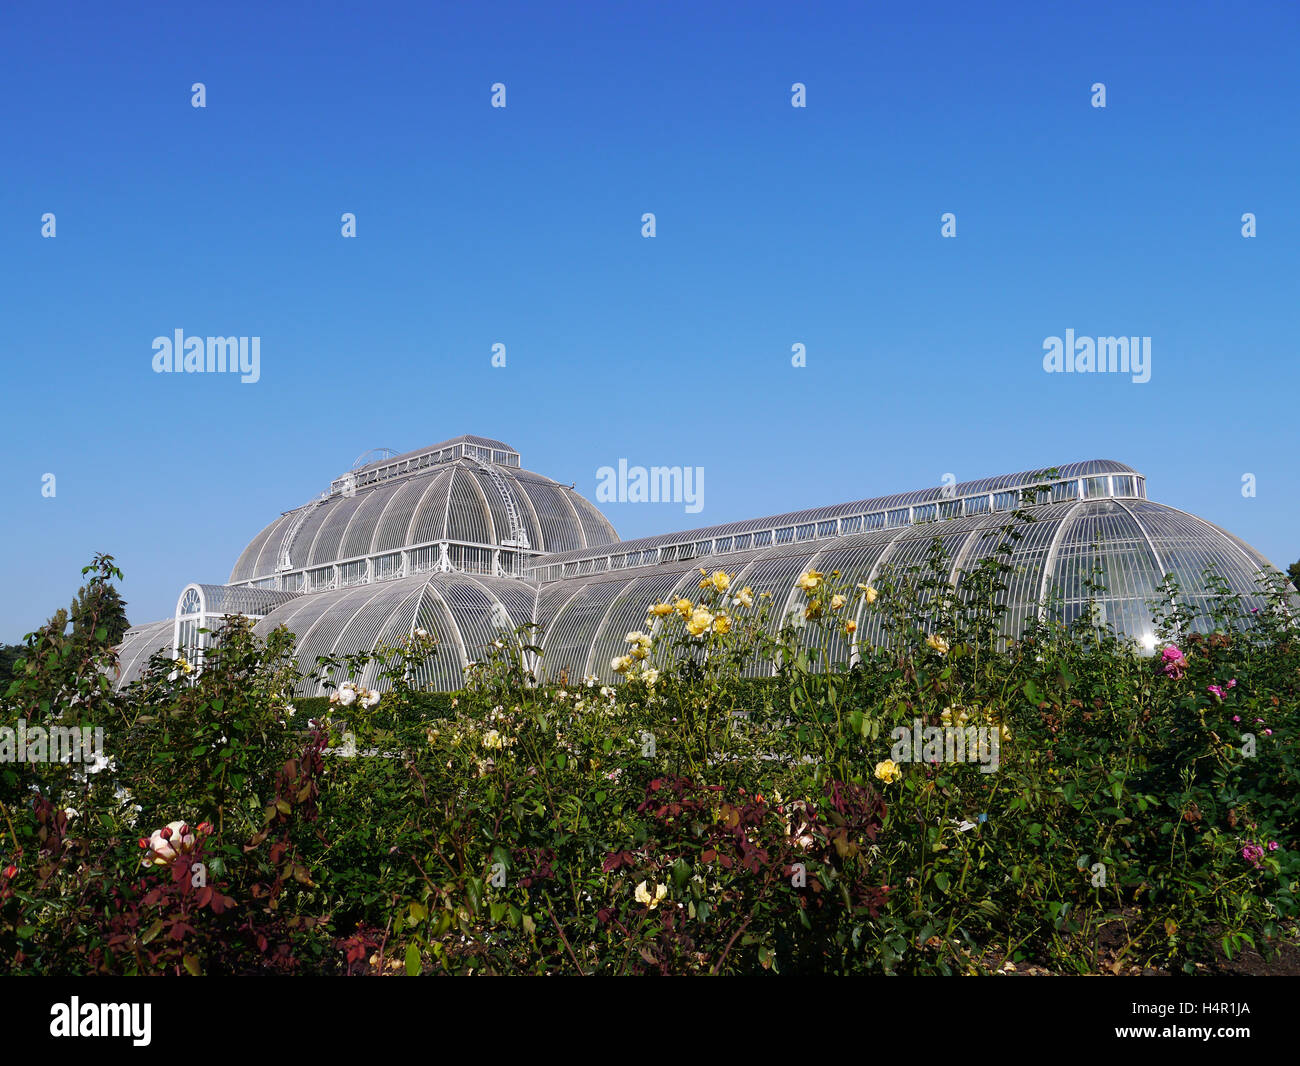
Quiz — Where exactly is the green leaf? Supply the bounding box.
[405,942,421,976]
[183,954,201,976]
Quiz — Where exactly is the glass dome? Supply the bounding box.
[114,452,1294,693]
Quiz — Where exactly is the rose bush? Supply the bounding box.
[2,525,1297,975]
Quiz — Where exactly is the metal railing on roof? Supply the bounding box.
[523,472,1146,584]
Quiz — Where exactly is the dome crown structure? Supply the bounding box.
[227,435,618,589]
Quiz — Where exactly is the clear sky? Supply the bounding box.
[1,0,1297,642]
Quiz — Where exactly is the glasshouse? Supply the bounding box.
[114,434,1290,694]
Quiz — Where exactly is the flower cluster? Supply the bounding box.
[139,820,213,868]
[792,570,876,636]
[1160,645,1188,680]
[634,880,669,909]
[926,633,950,656]
[1241,841,1279,867]
[698,569,731,593]
[939,705,970,728]
[642,572,745,646]
[330,681,381,709]
[482,729,516,751]
[1206,678,1237,702]
[404,626,437,649]
[874,758,902,784]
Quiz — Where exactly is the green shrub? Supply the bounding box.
[2,542,1296,975]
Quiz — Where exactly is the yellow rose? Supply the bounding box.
[733,586,754,608]
[611,655,633,674]
[634,880,668,909]
[874,759,902,784]
[940,706,969,727]
[926,633,950,655]
[842,619,857,635]
[649,602,674,617]
[687,608,715,636]
[857,584,879,604]
[830,594,846,610]
[710,571,731,592]
[796,570,823,593]
[675,598,693,619]
[713,614,732,635]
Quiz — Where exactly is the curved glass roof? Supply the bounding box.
[117,452,1294,695]
[179,583,302,617]
[249,572,541,695]
[229,456,617,584]
[223,498,1287,697]
[529,460,1141,572]
[527,498,1282,685]
[114,618,175,687]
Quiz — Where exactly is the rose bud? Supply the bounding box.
[179,823,190,837]
[160,826,173,840]
[2,865,16,879]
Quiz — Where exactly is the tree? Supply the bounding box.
[0,563,132,694]
[1289,559,1300,591]
[0,643,24,689]
[68,581,130,647]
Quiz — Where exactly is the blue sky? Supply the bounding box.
[1,0,1297,642]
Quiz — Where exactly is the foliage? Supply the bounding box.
[2,542,1298,975]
